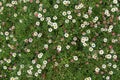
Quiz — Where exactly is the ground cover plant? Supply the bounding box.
[0,0,120,80]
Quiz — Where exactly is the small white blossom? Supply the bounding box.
[65,64,69,67]
[73,56,78,61]
[99,50,104,55]
[17,71,21,76]
[36,21,40,26]
[66,45,70,49]
[89,47,93,52]
[36,64,41,68]
[34,72,38,77]
[37,69,42,73]
[38,13,42,18]
[105,54,112,59]
[57,45,62,52]
[95,67,100,73]
[113,0,118,4]
[44,44,48,49]
[54,4,59,9]
[43,60,47,65]
[102,64,106,69]
[64,33,69,38]
[112,64,117,68]
[48,28,53,32]
[38,53,43,58]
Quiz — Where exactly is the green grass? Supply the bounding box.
[0,0,120,80]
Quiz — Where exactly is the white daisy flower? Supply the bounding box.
[38,33,42,37]
[66,45,70,49]
[33,32,38,36]
[32,60,36,64]
[84,77,91,80]
[118,16,120,20]
[53,16,57,20]
[44,44,48,49]
[108,63,112,66]
[7,59,11,63]
[14,13,17,17]
[3,66,7,70]
[86,30,91,34]
[65,64,69,67]
[99,50,104,55]
[91,43,96,48]
[78,3,84,9]
[48,39,52,43]
[113,55,117,59]
[36,21,40,26]
[36,64,41,68]
[38,13,42,18]
[113,0,118,4]
[28,38,33,43]
[89,47,93,52]
[67,15,72,19]
[73,56,78,61]
[57,45,62,52]
[20,64,24,69]
[29,66,33,70]
[27,70,32,75]
[95,67,100,73]
[83,14,89,19]
[17,71,21,76]
[62,11,67,16]
[43,60,47,65]
[109,71,113,75]
[65,19,69,23]
[92,54,97,59]
[34,72,38,77]
[64,33,69,38]
[54,4,59,9]
[5,31,9,36]
[103,38,108,42]
[67,11,71,14]
[112,64,117,68]
[48,28,53,32]
[12,53,17,57]
[72,19,76,23]
[40,17,45,21]
[83,42,88,47]
[102,64,106,69]
[38,53,43,58]
[55,62,58,66]
[105,54,112,59]
[37,69,42,73]
[0,49,2,52]
[10,77,15,80]
[106,76,110,80]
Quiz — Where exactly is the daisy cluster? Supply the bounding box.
[0,0,120,80]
